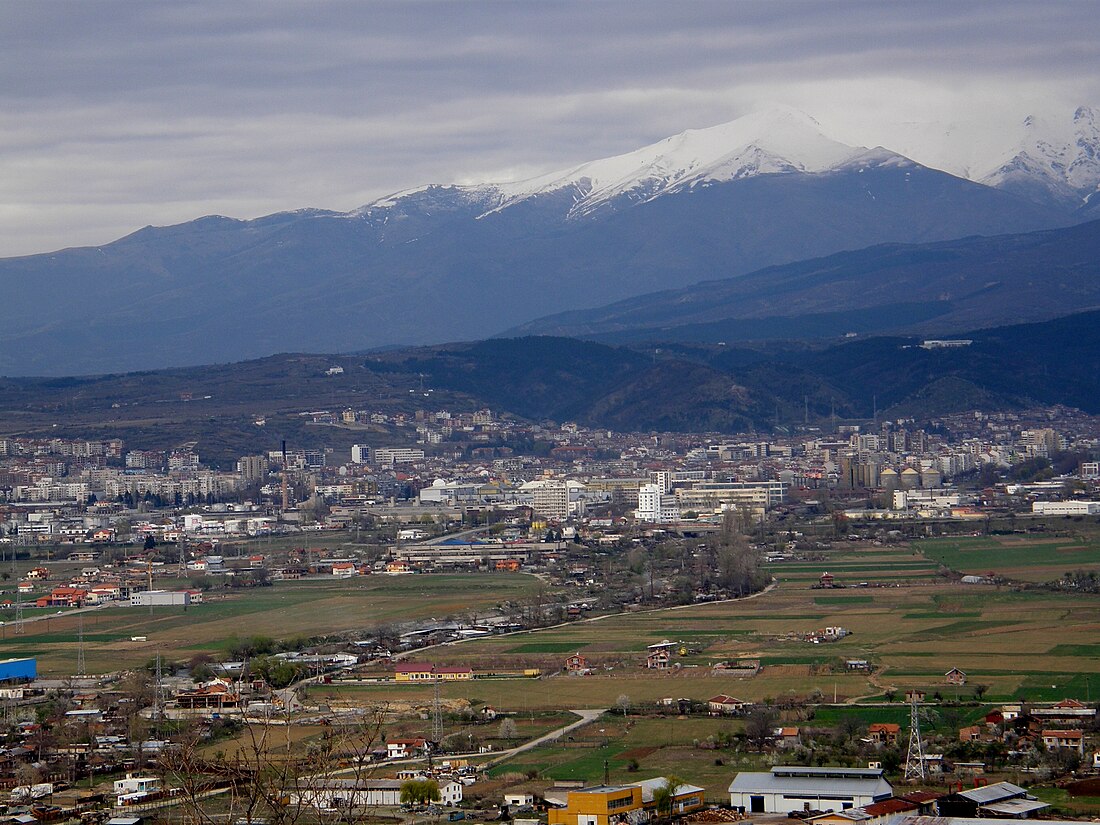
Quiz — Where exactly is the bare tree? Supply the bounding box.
[744,706,777,749]
[161,706,387,825]
[498,717,518,741]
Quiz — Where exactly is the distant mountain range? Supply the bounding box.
[7,311,1100,464]
[370,309,1100,431]
[0,105,1097,376]
[507,217,1100,343]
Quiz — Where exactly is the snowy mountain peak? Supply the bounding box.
[354,104,1100,221]
[514,106,867,219]
[359,106,871,221]
[979,106,1100,206]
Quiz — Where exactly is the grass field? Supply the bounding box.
[487,714,761,800]
[342,557,1100,706]
[917,534,1100,582]
[9,534,1100,712]
[0,573,544,675]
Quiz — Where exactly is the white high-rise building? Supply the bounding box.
[654,470,673,494]
[351,444,371,464]
[530,479,570,522]
[635,483,680,524]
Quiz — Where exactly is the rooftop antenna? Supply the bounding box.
[76,613,86,677]
[904,695,926,781]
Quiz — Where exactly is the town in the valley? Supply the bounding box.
[1,398,1100,825]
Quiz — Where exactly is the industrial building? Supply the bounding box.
[129,590,190,607]
[728,766,893,814]
[0,657,36,683]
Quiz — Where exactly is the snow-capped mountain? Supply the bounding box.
[356,104,1100,220]
[484,106,869,218]
[978,106,1100,208]
[0,107,1081,375]
[357,106,881,222]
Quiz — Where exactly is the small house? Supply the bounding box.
[1042,729,1084,754]
[564,653,589,674]
[708,694,747,715]
[867,723,900,746]
[945,667,967,686]
[386,738,429,759]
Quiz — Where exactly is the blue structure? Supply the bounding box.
[0,657,36,683]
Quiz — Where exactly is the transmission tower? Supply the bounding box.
[76,613,86,677]
[153,652,163,722]
[13,586,23,635]
[431,678,443,742]
[904,695,926,780]
[178,533,187,578]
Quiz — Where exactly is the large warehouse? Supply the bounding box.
[0,657,36,683]
[728,766,894,814]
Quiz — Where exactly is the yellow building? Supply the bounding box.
[548,785,643,825]
[547,779,704,825]
[393,663,473,682]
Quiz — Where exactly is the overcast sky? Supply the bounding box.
[1,0,1097,257]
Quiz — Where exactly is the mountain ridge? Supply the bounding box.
[506,218,1100,344]
[0,106,1092,375]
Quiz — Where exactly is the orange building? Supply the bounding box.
[547,779,704,825]
[547,785,643,825]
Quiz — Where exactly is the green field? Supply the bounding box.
[918,534,1100,581]
[0,573,544,675]
[340,553,1100,707]
[487,714,758,800]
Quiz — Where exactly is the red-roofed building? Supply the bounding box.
[394,663,435,682]
[868,722,900,745]
[565,653,589,673]
[1042,729,1084,753]
[36,586,88,608]
[861,797,920,823]
[387,738,430,759]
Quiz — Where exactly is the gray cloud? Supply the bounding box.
[0,0,1096,255]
